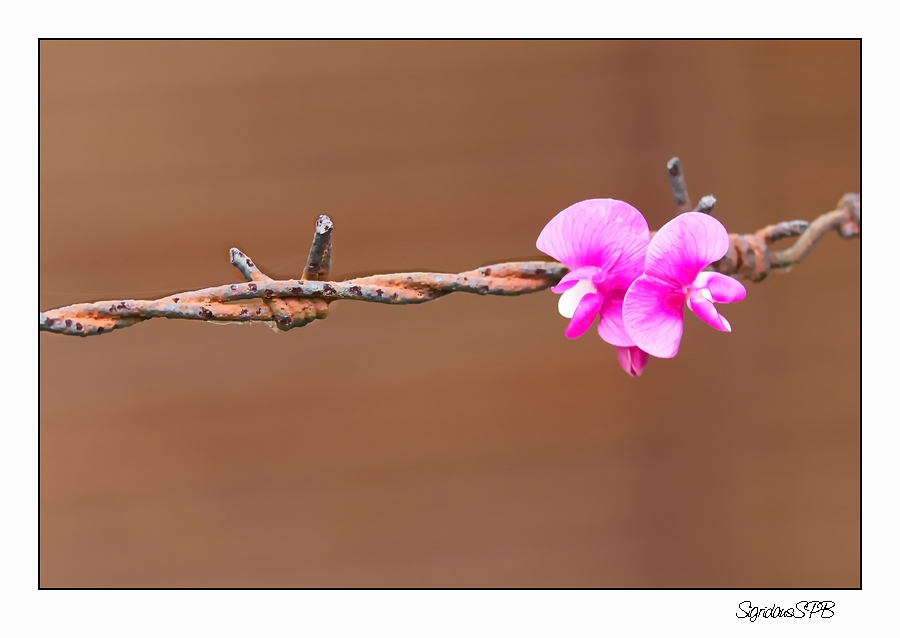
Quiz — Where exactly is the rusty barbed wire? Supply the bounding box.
[39,159,860,337]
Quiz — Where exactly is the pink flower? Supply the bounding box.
[536,199,651,377]
[622,212,746,358]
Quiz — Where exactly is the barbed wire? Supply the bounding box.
[39,158,860,337]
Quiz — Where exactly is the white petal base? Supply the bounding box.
[558,279,597,318]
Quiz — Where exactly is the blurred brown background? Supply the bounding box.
[39,40,860,588]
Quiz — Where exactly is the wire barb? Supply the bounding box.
[303,215,333,280]
[667,157,693,213]
[695,195,717,215]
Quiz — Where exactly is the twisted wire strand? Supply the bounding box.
[38,261,568,337]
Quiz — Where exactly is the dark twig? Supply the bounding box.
[39,160,859,337]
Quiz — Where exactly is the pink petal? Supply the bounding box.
[688,292,732,332]
[551,266,604,293]
[616,346,649,378]
[597,289,635,347]
[565,292,603,339]
[644,212,731,287]
[693,271,746,304]
[622,275,685,358]
[536,199,650,277]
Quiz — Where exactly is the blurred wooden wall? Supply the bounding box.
[40,40,860,587]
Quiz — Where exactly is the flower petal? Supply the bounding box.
[565,292,603,339]
[597,289,635,347]
[644,212,731,287]
[616,346,649,378]
[536,199,650,277]
[558,279,595,318]
[551,266,604,294]
[688,292,732,332]
[622,275,685,358]
[693,271,746,304]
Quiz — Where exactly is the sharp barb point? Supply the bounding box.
[695,195,717,214]
[666,157,693,213]
[305,215,334,280]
